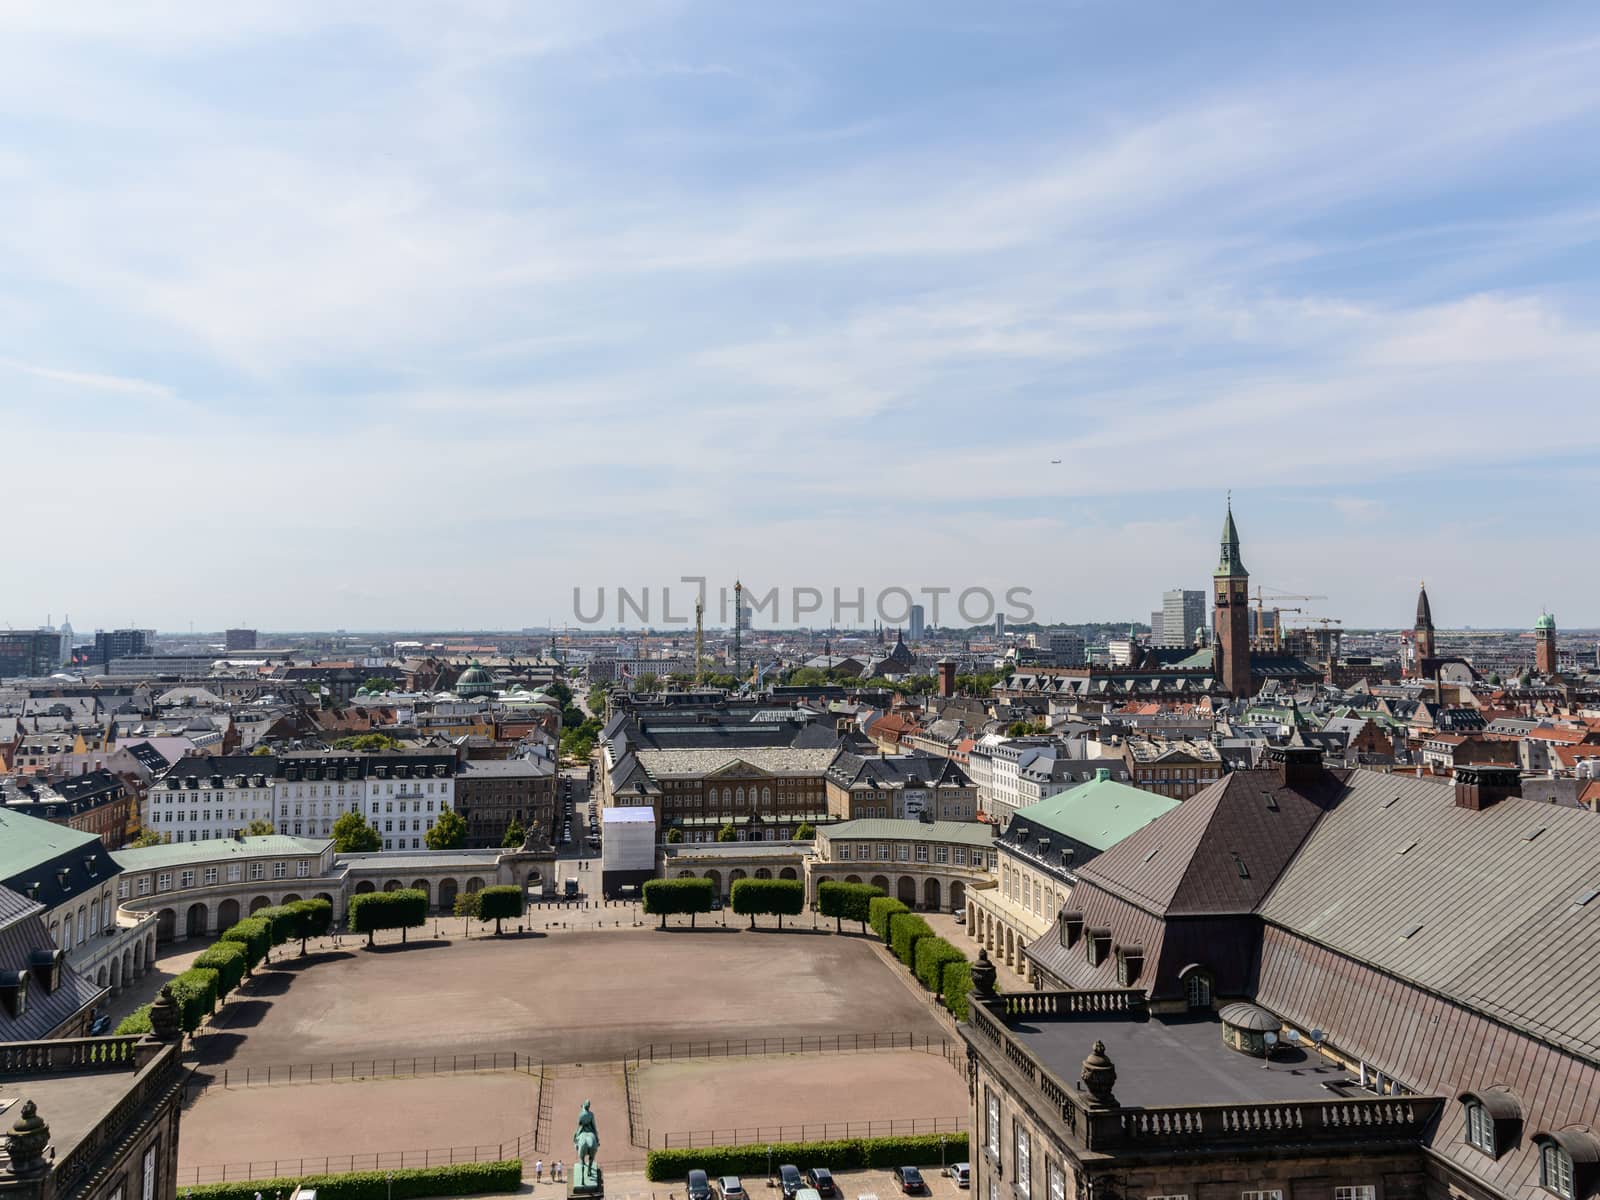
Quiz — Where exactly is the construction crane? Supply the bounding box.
[732,580,743,682]
[1251,588,1327,649]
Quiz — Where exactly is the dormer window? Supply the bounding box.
[1465,1100,1495,1154]
[1542,1141,1575,1200]
[1086,927,1112,967]
[1059,911,1084,948]
[1116,945,1144,987]
[1460,1089,1521,1161]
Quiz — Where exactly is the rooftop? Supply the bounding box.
[820,818,996,847]
[1010,770,1179,853]
[1014,1008,1354,1107]
[113,835,330,872]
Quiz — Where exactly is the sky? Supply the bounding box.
[4,1,1600,633]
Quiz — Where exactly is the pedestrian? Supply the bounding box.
[555,1161,563,1182]
[535,1160,543,1183]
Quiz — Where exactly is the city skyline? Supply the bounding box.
[4,3,1600,628]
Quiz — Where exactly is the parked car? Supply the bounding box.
[893,1168,926,1195]
[779,1165,803,1199]
[719,1176,748,1200]
[796,1189,821,1200]
[951,1163,970,1189]
[711,897,723,911]
[953,910,965,924]
[88,1014,112,1035]
[687,1171,713,1200]
[804,1168,837,1197]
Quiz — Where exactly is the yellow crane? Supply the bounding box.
[693,597,705,686]
[1251,588,1327,649]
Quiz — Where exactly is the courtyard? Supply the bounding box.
[176,926,966,1177]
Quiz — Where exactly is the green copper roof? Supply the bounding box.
[111,835,331,872]
[1012,769,1180,852]
[1215,502,1247,578]
[1536,612,1556,631]
[0,808,100,875]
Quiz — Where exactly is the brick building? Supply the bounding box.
[454,756,558,847]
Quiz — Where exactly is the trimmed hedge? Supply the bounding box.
[889,911,933,968]
[730,878,805,929]
[477,885,523,934]
[221,916,270,973]
[194,940,247,997]
[914,936,966,995]
[168,966,220,1032]
[642,877,714,928]
[349,888,428,945]
[286,897,334,950]
[184,1159,523,1200]
[646,1133,969,1181]
[115,1005,152,1036]
[868,896,909,940]
[817,881,883,932]
[253,905,295,948]
[942,958,973,1021]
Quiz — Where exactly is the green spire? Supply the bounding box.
[1214,497,1247,578]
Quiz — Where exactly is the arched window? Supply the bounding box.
[1541,1141,1575,1200]
[1185,970,1213,1009]
[735,787,745,804]
[762,787,771,806]
[1465,1100,1494,1153]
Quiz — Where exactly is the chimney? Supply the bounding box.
[937,659,956,699]
[1454,764,1521,811]
[1267,745,1322,787]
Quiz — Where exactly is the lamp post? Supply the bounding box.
[386,1173,393,1200]
[940,1135,947,1175]
[767,1146,774,1187]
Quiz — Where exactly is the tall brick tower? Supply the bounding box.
[1412,583,1436,676]
[1535,611,1557,675]
[1213,499,1253,698]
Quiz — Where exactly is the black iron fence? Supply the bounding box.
[177,1134,538,1186]
[183,1051,537,1099]
[624,1032,952,1067]
[657,1116,968,1149]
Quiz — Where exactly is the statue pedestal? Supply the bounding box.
[568,1169,603,1200]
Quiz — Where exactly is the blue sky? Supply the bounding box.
[4,2,1599,632]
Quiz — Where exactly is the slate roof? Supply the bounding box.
[820,818,996,847]
[0,885,103,1040]
[1258,771,1600,1062]
[633,746,838,778]
[826,752,973,790]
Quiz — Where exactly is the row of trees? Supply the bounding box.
[641,877,810,929]
[117,899,335,1035]
[867,896,973,1019]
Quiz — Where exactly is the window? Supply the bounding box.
[227,865,241,883]
[1465,1101,1495,1154]
[955,848,967,866]
[985,1090,1000,1158]
[249,862,265,881]
[838,845,851,861]
[156,873,172,892]
[896,844,910,861]
[1333,1189,1375,1200]
[142,1143,158,1200]
[180,870,195,889]
[118,879,130,900]
[1047,1161,1065,1200]
[1242,1192,1283,1200]
[1541,1143,1575,1200]
[1185,971,1213,1009]
[916,845,929,863]
[1148,1195,1190,1200]
[297,861,310,878]
[138,876,151,896]
[935,845,949,864]
[1014,1125,1031,1199]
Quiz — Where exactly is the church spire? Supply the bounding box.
[1215,496,1247,578]
[1415,581,1434,631]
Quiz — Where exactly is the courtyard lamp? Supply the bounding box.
[940,1135,947,1175]
[767,1146,774,1187]
[387,1173,393,1200]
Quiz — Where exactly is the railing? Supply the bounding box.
[1096,1096,1441,1148]
[624,1060,645,1147]
[997,990,1143,1018]
[183,1050,536,1096]
[0,1036,142,1076]
[967,997,1439,1153]
[177,1132,539,1186]
[659,1116,968,1148]
[624,1031,950,1066]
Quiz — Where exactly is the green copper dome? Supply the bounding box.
[1536,612,1556,631]
[455,660,496,698]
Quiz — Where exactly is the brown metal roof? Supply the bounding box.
[1258,770,1600,1062]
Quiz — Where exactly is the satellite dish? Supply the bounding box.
[1310,1029,1325,1045]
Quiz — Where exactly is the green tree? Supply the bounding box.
[818,881,883,933]
[360,677,394,693]
[193,942,247,998]
[453,889,481,933]
[642,877,714,929]
[501,817,527,848]
[221,917,270,974]
[634,672,660,692]
[331,733,403,752]
[889,912,934,968]
[546,680,574,708]
[425,808,468,850]
[284,898,333,954]
[129,826,163,848]
[1006,719,1046,736]
[914,936,966,994]
[251,744,274,756]
[331,810,382,853]
[942,959,974,1021]
[792,822,815,841]
[242,818,275,837]
[786,667,827,687]
[476,885,523,935]
[168,967,220,1032]
[716,822,737,843]
[868,896,909,940]
[348,889,428,947]
[730,878,805,930]
[664,827,684,844]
